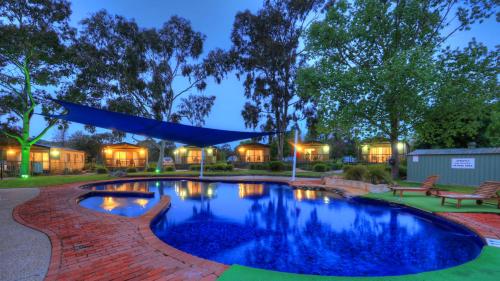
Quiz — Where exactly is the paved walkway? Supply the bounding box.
[0,188,50,281]
[13,182,227,281]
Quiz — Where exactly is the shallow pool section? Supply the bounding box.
[79,194,157,217]
[85,180,484,276]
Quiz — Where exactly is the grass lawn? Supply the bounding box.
[0,174,115,188]
[218,246,500,281]
[129,169,325,178]
[0,170,324,189]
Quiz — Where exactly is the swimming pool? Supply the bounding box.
[82,179,484,276]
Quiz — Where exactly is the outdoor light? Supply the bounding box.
[50,149,60,157]
[296,145,303,152]
[397,142,404,150]
[206,148,213,154]
[179,147,186,153]
[21,174,29,179]
[155,169,160,174]
[104,148,112,154]
[173,149,178,155]
[139,149,145,155]
[323,145,330,153]
[238,147,245,153]
[7,149,15,155]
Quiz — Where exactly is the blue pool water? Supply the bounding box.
[82,180,484,276]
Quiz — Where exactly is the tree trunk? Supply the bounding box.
[277,132,284,160]
[20,143,31,176]
[390,138,400,179]
[156,140,165,172]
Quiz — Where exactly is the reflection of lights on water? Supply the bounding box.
[323,196,330,204]
[238,183,264,198]
[179,189,187,200]
[207,187,214,197]
[101,197,120,211]
[135,198,149,208]
[294,189,317,201]
[155,181,160,187]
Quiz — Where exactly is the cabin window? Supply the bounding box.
[187,150,202,164]
[245,149,264,162]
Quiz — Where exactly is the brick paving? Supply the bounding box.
[11,177,500,281]
[13,181,227,281]
[439,212,500,239]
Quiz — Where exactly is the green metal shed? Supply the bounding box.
[407,148,500,186]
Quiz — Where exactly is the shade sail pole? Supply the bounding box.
[292,128,298,181]
[200,147,205,179]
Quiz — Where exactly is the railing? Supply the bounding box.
[0,160,85,178]
[180,156,216,164]
[241,155,270,163]
[359,154,406,163]
[104,159,147,168]
[300,154,329,162]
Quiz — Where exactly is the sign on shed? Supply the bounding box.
[451,158,475,169]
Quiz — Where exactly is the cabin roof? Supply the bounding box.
[236,142,269,148]
[102,142,144,148]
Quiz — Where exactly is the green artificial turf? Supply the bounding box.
[364,191,500,213]
[218,246,500,281]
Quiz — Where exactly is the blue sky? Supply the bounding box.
[29,0,498,146]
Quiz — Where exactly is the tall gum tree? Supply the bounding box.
[298,0,497,178]
[229,0,329,160]
[0,0,75,177]
[72,12,229,171]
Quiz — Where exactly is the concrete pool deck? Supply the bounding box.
[0,188,50,281]
[4,176,500,280]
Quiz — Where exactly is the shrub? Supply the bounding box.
[329,161,343,170]
[313,163,328,172]
[269,161,285,172]
[249,163,269,170]
[146,167,156,172]
[367,166,393,184]
[96,167,108,174]
[165,166,175,172]
[398,165,407,179]
[225,164,233,171]
[126,168,137,173]
[344,165,368,181]
[190,165,201,171]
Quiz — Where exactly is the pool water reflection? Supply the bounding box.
[84,180,484,276]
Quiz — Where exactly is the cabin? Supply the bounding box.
[101,143,148,169]
[359,141,409,163]
[0,143,85,175]
[236,143,270,163]
[173,146,217,164]
[296,141,330,162]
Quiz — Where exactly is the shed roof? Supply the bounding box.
[409,148,500,156]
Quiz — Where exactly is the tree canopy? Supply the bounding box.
[298,0,498,177]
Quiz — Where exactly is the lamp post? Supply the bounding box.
[200,147,205,179]
[292,128,298,181]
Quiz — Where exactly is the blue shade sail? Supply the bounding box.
[48,99,276,146]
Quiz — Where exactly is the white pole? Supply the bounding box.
[199,147,205,179]
[292,128,298,181]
